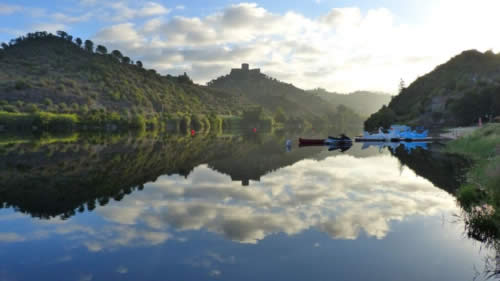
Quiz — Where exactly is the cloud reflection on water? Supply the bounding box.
[90,154,457,245]
[0,153,458,250]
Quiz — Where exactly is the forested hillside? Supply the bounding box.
[0,31,252,130]
[0,31,365,132]
[207,66,364,129]
[365,50,500,130]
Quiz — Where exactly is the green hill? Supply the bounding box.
[307,89,391,117]
[365,50,500,130]
[0,31,252,131]
[0,31,364,132]
[207,64,364,129]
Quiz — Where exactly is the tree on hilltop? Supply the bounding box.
[96,45,107,55]
[84,40,94,53]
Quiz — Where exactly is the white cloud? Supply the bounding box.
[0,3,22,15]
[64,155,456,245]
[138,2,170,17]
[0,232,25,242]
[51,12,92,24]
[84,1,500,93]
[109,1,170,21]
[31,23,67,34]
[3,1,500,92]
[79,0,98,6]
[93,23,145,49]
[116,266,128,274]
[209,269,221,277]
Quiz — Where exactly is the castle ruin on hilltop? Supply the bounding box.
[230,63,261,76]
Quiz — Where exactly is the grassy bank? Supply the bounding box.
[446,123,500,243]
[0,110,283,135]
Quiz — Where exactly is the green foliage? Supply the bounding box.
[242,107,264,122]
[208,68,364,128]
[273,107,287,123]
[364,105,397,131]
[96,45,107,55]
[130,114,146,130]
[44,98,53,106]
[15,80,30,90]
[0,111,78,131]
[2,105,18,113]
[457,184,483,211]
[84,39,93,52]
[111,50,123,61]
[450,86,500,125]
[449,124,500,244]
[121,56,131,64]
[0,31,248,128]
[25,103,39,113]
[190,114,203,130]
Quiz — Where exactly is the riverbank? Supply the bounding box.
[445,123,500,243]
[440,126,479,140]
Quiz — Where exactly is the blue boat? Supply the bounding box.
[357,125,429,142]
[391,125,429,140]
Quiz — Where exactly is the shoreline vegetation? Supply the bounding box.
[445,123,500,244]
[365,50,500,131]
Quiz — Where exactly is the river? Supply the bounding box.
[0,131,494,281]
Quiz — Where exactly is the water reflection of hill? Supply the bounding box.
[0,131,472,222]
[0,133,324,219]
[392,145,470,194]
[208,134,324,185]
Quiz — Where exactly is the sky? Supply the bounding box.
[1,0,500,94]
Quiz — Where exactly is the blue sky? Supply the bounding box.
[1,0,499,93]
[0,0,430,41]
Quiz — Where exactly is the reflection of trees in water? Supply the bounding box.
[0,131,324,219]
[392,144,500,280]
[391,145,470,194]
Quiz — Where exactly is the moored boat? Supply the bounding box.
[299,134,352,146]
[356,125,429,142]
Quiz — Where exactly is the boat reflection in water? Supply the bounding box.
[328,142,353,152]
[361,141,429,154]
[298,141,353,153]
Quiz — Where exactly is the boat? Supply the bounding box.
[358,128,392,141]
[361,141,429,154]
[328,142,352,152]
[299,134,352,146]
[356,125,429,142]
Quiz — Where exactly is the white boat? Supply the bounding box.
[360,128,397,141]
[358,125,429,142]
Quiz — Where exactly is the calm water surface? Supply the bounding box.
[0,133,494,281]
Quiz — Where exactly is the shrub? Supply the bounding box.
[190,114,203,130]
[26,103,39,113]
[2,104,18,113]
[14,80,30,90]
[44,98,53,106]
[130,114,146,130]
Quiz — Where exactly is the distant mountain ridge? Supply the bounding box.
[207,63,366,130]
[307,88,391,117]
[208,64,341,121]
[365,50,500,130]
